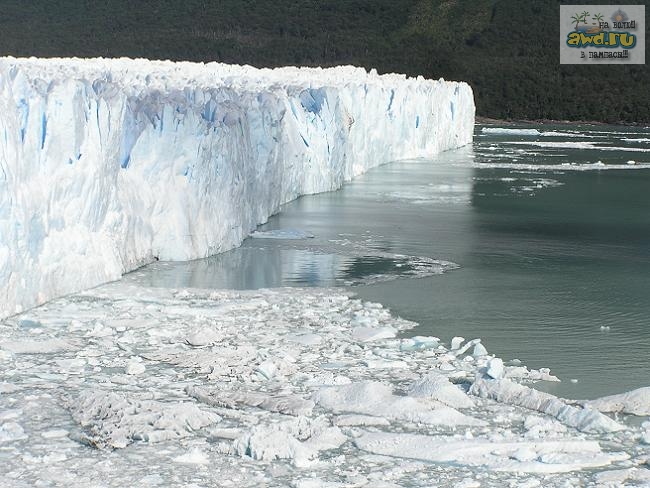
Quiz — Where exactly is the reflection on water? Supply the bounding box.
[127,245,454,289]
[129,124,650,399]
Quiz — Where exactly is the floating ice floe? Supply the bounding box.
[482,127,542,136]
[232,416,347,467]
[187,386,315,417]
[124,358,146,375]
[250,229,316,240]
[354,432,628,473]
[470,378,624,433]
[472,161,650,171]
[586,386,650,416]
[0,282,645,486]
[407,372,475,409]
[0,338,76,354]
[481,127,610,139]
[67,390,222,449]
[313,380,484,427]
[502,140,650,152]
[0,422,27,443]
[622,138,650,143]
[594,467,650,486]
[352,325,397,342]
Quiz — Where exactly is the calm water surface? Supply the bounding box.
[128,124,650,399]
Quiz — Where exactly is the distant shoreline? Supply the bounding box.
[475,116,647,127]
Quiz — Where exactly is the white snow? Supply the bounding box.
[594,467,650,486]
[0,56,474,318]
[451,336,465,350]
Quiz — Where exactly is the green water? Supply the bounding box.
[130,124,650,399]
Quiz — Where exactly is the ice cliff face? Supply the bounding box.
[0,57,474,317]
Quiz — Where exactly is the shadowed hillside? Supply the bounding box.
[0,0,648,122]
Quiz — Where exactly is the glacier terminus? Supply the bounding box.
[0,57,474,318]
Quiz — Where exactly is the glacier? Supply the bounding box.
[0,57,474,318]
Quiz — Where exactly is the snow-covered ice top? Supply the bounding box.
[0,57,474,318]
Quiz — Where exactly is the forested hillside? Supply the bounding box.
[0,0,647,122]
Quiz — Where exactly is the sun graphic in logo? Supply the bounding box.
[611,9,628,23]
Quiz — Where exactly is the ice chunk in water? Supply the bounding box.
[470,378,624,433]
[586,386,650,416]
[354,431,627,473]
[67,390,221,449]
[482,127,541,136]
[185,329,222,347]
[187,386,315,416]
[124,359,146,375]
[407,372,474,409]
[451,337,465,350]
[314,381,484,426]
[472,343,488,357]
[250,229,315,239]
[233,417,345,468]
[0,422,27,443]
[486,358,504,379]
[174,448,210,464]
[352,326,397,342]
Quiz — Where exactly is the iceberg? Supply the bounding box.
[0,282,640,486]
[0,57,474,318]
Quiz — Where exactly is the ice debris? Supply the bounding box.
[250,229,315,240]
[354,431,628,473]
[232,416,346,467]
[314,381,484,427]
[67,390,221,449]
[407,372,474,409]
[470,378,625,433]
[0,283,641,486]
[187,386,315,417]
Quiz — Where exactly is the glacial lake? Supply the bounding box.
[128,124,650,400]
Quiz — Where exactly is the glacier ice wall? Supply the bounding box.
[0,57,474,317]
